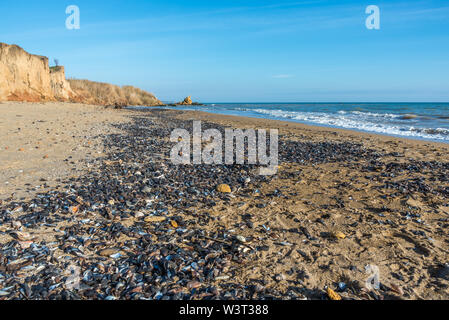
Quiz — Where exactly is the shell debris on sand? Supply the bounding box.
[0,108,448,300]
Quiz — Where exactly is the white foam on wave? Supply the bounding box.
[245,108,449,142]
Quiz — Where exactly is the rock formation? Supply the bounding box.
[175,96,204,106]
[178,96,193,105]
[0,42,164,106]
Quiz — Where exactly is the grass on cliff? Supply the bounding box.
[68,79,162,106]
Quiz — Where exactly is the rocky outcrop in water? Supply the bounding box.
[176,96,204,106]
[179,96,193,105]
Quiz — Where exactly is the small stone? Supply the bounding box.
[327,287,342,300]
[334,231,346,239]
[217,184,231,193]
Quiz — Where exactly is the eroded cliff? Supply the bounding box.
[0,43,55,102]
[0,43,163,106]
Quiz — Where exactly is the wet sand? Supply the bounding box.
[1,103,449,300]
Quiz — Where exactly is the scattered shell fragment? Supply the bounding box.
[13,231,33,241]
[144,216,166,223]
[99,248,120,257]
[19,241,34,249]
[236,235,247,243]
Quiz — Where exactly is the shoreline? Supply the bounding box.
[174,109,449,163]
[132,105,449,145]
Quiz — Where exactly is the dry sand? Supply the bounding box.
[0,102,129,201]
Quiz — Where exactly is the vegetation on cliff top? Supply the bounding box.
[68,79,164,107]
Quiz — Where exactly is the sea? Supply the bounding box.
[134,103,449,143]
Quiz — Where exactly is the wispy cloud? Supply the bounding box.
[273,74,295,79]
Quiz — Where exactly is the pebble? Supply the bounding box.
[217,184,232,193]
[333,231,346,240]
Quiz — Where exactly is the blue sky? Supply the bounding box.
[1,0,448,102]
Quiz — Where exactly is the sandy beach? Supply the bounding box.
[1,102,449,300]
[0,102,130,201]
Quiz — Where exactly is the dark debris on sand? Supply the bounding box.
[0,109,448,300]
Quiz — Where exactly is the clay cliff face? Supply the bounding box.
[0,42,163,106]
[0,43,55,102]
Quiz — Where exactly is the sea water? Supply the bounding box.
[133,103,449,143]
